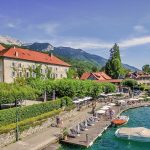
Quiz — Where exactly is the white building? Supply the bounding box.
[0,45,70,83]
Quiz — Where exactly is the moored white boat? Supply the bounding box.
[115,127,150,142]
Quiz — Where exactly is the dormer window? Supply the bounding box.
[15,51,18,57]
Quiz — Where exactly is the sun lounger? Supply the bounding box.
[87,119,94,126]
[79,122,86,131]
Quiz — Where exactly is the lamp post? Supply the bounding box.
[52,90,56,100]
[15,100,19,141]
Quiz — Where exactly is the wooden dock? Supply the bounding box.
[62,102,150,148]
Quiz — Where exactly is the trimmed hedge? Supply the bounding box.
[0,109,62,134]
[0,98,73,126]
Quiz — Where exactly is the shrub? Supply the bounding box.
[60,96,73,107]
[0,109,62,134]
[0,99,63,126]
[122,79,138,89]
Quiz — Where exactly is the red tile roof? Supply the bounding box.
[0,47,71,67]
[80,72,91,80]
[80,72,112,80]
[80,72,121,83]
[0,44,5,51]
[92,72,112,80]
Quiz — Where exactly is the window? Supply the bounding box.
[55,74,58,78]
[56,68,58,71]
[65,68,68,72]
[19,72,22,77]
[18,63,22,68]
[40,69,43,74]
[32,65,35,69]
[32,72,36,78]
[12,62,15,67]
[61,74,63,78]
[26,72,30,78]
[12,71,15,77]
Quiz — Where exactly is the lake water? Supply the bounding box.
[61,107,150,150]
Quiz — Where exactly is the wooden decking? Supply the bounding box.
[62,102,150,148]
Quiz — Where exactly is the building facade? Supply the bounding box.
[0,45,70,83]
[126,71,150,85]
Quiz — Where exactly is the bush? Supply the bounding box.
[122,79,138,89]
[60,96,73,107]
[0,99,65,126]
[0,109,62,134]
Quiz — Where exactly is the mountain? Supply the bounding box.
[0,35,139,71]
[0,36,22,46]
[24,43,139,71]
[22,42,54,52]
[53,47,139,71]
[53,47,106,67]
[123,64,139,72]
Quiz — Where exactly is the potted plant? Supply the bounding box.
[62,127,68,140]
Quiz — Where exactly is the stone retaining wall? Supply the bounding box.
[0,109,76,147]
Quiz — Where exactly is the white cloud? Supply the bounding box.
[119,36,150,48]
[133,25,148,33]
[58,39,113,49]
[58,36,150,50]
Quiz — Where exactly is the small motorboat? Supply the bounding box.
[111,115,129,126]
[115,127,150,142]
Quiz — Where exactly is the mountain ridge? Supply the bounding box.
[0,35,139,71]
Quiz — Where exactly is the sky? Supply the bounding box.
[0,0,150,69]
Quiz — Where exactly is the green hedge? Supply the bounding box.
[0,98,72,127]
[0,109,62,134]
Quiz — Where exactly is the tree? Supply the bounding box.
[67,68,78,79]
[92,66,99,72]
[142,64,150,74]
[122,79,138,89]
[105,43,123,79]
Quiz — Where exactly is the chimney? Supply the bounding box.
[15,51,18,57]
[49,52,53,58]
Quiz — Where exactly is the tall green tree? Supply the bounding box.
[105,43,123,79]
[91,66,99,72]
[142,64,150,73]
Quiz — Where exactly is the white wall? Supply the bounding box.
[3,58,69,83]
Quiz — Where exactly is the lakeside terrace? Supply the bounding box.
[2,95,148,150]
[62,98,150,148]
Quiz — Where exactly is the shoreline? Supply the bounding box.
[62,102,150,148]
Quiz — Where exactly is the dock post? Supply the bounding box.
[86,134,89,143]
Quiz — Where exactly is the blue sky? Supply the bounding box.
[0,0,150,69]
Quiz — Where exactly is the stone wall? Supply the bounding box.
[0,109,76,147]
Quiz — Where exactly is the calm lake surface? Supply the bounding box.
[61,107,150,150]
